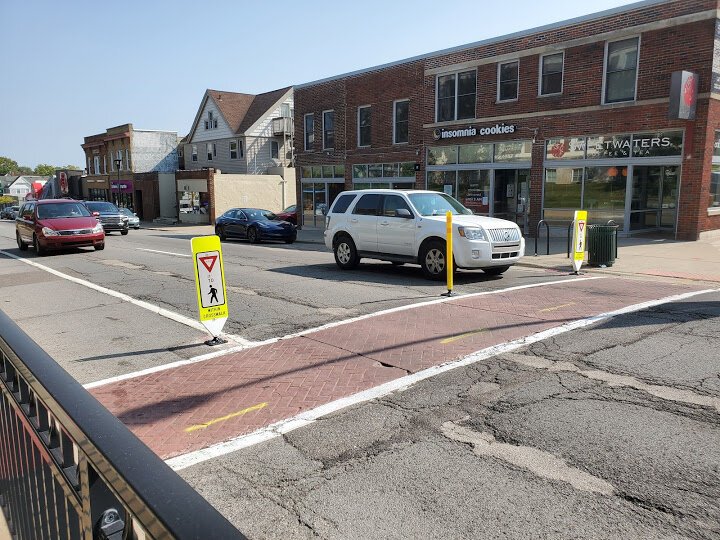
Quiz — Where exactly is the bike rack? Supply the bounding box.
[534,219,550,256]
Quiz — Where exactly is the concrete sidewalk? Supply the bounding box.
[297,227,720,284]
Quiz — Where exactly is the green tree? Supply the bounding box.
[62,165,81,171]
[34,164,55,176]
[16,166,32,175]
[0,195,15,205]
[0,157,19,175]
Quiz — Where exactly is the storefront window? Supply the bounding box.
[427,171,456,196]
[368,164,383,178]
[334,165,345,178]
[427,146,458,165]
[312,166,322,178]
[383,163,399,177]
[586,135,631,159]
[399,162,416,177]
[494,141,532,162]
[353,165,368,178]
[458,143,492,164]
[584,166,627,227]
[543,167,582,220]
[301,166,312,178]
[457,170,490,215]
[546,137,586,160]
[711,165,720,208]
[322,165,334,178]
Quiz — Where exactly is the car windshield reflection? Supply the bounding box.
[408,193,472,216]
[37,203,92,219]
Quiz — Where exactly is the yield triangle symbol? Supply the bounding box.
[579,222,585,232]
[200,255,217,273]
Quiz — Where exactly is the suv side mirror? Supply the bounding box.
[395,208,413,219]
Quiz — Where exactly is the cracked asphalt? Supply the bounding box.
[180,294,720,539]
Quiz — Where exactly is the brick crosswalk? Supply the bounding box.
[89,277,703,459]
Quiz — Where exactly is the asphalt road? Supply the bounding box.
[1,220,718,539]
[0,220,564,384]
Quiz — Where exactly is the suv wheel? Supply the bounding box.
[420,240,448,281]
[16,231,28,251]
[121,229,129,236]
[334,235,360,270]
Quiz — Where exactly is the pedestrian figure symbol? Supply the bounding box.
[209,285,218,303]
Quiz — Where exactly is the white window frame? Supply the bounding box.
[103,155,107,174]
[271,140,279,159]
[230,140,238,159]
[393,99,409,145]
[116,150,123,171]
[304,113,314,151]
[538,51,564,97]
[191,145,198,162]
[602,36,640,105]
[322,109,334,150]
[207,143,214,161]
[125,149,130,171]
[497,60,520,102]
[358,105,371,148]
[94,156,100,175]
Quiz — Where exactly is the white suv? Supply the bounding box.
[324,189,524,280]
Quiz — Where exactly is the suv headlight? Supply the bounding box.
[458,226,486,241]
[41,227,59,236]
[93,223,104,233]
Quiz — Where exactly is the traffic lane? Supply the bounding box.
[0,242,219,384]
[180,300,719,539]
[525,291,720,397]
[1,222,568,342]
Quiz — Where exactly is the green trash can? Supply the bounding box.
[587,224,617,267]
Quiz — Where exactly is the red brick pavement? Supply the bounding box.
[90,277,704,459]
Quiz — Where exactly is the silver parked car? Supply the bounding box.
[119,207,140,229]
[1,205,20,220]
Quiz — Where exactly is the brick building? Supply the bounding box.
[294,0,720,240]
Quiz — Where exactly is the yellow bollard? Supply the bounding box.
[445,211,454,296]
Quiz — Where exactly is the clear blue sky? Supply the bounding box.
[1,0,637,170]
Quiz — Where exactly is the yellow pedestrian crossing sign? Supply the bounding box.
[572,210,588,273]
[191,235,228,337]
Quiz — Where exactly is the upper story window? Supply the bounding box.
[191,145,198,162]
[271,141,279,159]
[116,150,123,171]
[604,37,639,104]
[207,143,215,161]
[304,113,314,151]
[230,140,239,159]
[358,106,371,147]
[204,111,218,130]
[436,70,476,122]
[281,103,291,117]
[540,52,564,96]
[323,110,335,149]
[394,100,409,144]
[125,149,130,171]
[498,61,519,102]
[103,156,107,174]
[93,156,101,175]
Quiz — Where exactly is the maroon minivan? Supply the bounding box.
[16,199,105,255]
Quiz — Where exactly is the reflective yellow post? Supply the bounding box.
[445,211,454,296]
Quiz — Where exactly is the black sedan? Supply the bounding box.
[215,208,297,244]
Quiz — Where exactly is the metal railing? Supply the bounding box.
[0,309,246,539]
[533,220,574,257]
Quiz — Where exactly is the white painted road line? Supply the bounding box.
[137,248,191,258]
[164,288,716,471]
[0,249,253,347]
[84,276,603,389]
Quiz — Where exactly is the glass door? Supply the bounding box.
[660,166,679,229]
[630,166,678,232]
[302,183,315,227]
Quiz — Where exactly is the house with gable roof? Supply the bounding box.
[176,86,297,225]
[183,87,294,174]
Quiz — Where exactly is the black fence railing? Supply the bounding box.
[0,309,247,539]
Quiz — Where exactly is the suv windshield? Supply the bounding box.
[408,193,472,216]
[37,203,92,219]
[85,202,119,213]
[119,208,135,216]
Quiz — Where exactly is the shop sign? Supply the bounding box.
[433,123,516,141]
[668,70,698,120]
[494,140,532,162]
[546,137,586,160]
[714,131,720,157]
[110,181,134,193]
[631,131,683,157]
[586,135,632,159]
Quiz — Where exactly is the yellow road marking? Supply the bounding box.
[539,302,576,313]
[441,329,485,344]
[185,402,268,433]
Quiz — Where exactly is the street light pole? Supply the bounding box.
[113,158,122,206]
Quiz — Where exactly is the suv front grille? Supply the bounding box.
[488,228,521,243]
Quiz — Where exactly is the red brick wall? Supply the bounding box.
[294,0,719,238]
